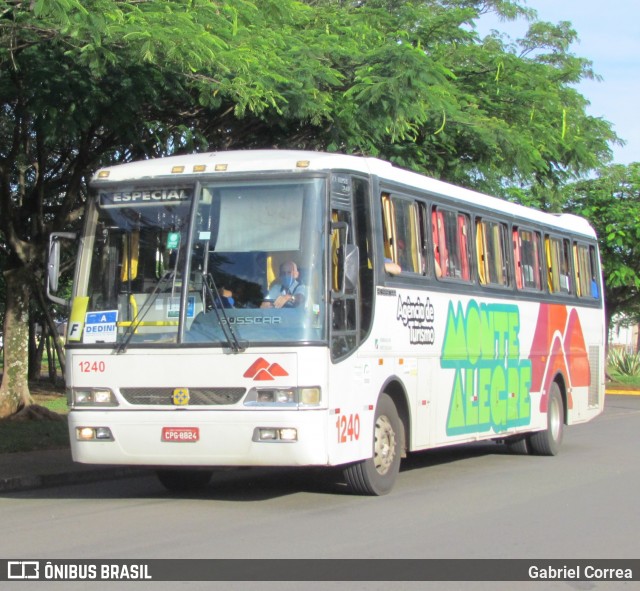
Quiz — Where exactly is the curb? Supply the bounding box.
[605,389,640,396]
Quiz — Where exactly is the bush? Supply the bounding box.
[607,348,640,376]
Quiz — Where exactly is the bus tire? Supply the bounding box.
[505,436,529,455]
[529,383,564,456]
[156,469,212,492]
[343,393,401,496]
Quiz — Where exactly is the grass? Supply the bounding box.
[38,396,69,414]
[0,377,70,454]
[0,418,69,454]
[606,372,640,390]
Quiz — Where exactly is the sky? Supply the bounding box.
[477,0,640,165]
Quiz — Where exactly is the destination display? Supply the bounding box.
[99,188,192,207]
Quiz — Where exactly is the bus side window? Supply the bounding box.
[442,211,457,277]
[410,201,426,274]
[561,238,572,293]
[493,223,509,285]
[432,208,447,277]
[417,201,428,274]
[573,243,584,297]
[431,209,439,276]
[477,219,508,286]
[381,193,393,259]
[546,235,571,294]
[530,232,542,289]
[381,193,425,275]
[589,245,599,298]
[477,220,487,285]
[513,229,523,289]
[457,213,471,281]
[574,242,599,299]
[545,236,556,292]
[516,228,542,291]
[432,207,471,282]
[393,198,423,274]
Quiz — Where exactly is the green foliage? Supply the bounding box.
[563,163,640,323]
[1,0,619,189]
[39,395,68,414]
[316,0,617,193]
[0,0,624,414]
[606,373,640,390]
[607,348,640,377]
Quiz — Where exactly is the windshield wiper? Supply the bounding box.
[116,271,175,353]
[202,273,245,353]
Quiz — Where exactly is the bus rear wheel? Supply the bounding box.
[343,393,402,496]
[156,469,212,492]
[529,383,564,456]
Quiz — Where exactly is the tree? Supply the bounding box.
[563,163,640,331]
[0,0,619,417]
[0,0,337,416]
[293,0,619,196]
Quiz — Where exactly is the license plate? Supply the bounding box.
[162,427,199,442]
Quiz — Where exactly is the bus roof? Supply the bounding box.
[92,150,596,239]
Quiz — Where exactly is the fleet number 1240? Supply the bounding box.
[336,413,360,443]
[78,360,106,373]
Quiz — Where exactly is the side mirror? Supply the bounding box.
[48,239,61,292]
[47,232,76,306]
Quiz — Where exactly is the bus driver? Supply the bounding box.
[262,261,306,308]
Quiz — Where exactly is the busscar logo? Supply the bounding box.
[243,357,289,381]
[8,561,39,579]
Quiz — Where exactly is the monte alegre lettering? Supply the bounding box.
[441,300,532,435]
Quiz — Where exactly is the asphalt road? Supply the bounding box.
[2,395,639,590]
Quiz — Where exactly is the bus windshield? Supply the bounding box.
[75,178,327,347]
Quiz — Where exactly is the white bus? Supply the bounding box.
[48,150,605,495]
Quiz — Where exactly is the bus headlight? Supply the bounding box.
[259,388,296,404]
[69,388,118,407]
[244,387,321,407]
[76,427,114,441]
[253,427,298,442]
[299,387,321,405]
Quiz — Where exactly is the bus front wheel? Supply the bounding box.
[343,393,402,496]
[529,383,564,456]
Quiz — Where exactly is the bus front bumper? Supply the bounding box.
[67,409,330,468]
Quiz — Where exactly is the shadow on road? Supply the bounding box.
[7,440,514,502]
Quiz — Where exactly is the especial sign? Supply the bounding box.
[99,188,192,207]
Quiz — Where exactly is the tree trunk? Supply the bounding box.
[0,266,33,417]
